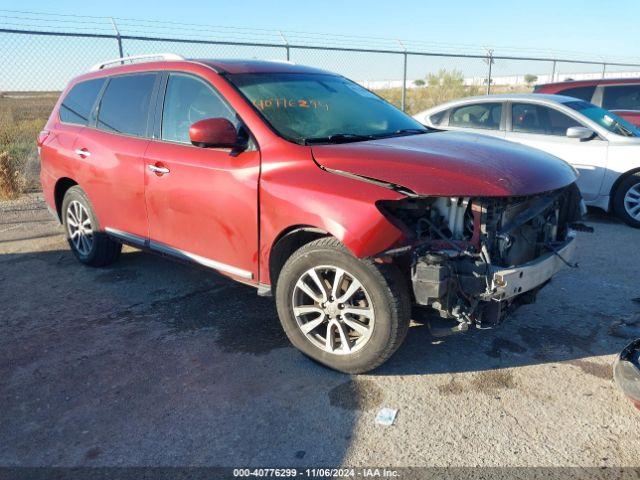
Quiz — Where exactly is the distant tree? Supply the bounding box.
[424,69,477,106]
[371,69,480,114]
[524,74,538,86]
[413,79,425,87]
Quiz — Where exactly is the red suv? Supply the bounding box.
[39,56,582,373]
[535,78,640,126]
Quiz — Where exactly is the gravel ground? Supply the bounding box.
[1,193,639,468]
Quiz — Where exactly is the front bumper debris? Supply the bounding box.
[491,231,577,301]
[402,184,584,327]
[411,230,578,327]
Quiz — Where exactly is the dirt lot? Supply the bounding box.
[1,193,639,468]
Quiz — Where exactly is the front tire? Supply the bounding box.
[275,237,411,374]
[613,173,640,228]
[61,186,122,266]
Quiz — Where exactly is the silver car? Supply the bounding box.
[414,94,640,227]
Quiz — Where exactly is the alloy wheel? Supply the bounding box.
[66,200,94,256]
[624,182,640,221]
[292,265,375,355]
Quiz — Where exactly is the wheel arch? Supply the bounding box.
[609,167,640,210]
[54,177,78,221]
[268,225,332,291]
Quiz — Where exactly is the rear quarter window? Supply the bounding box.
[97,73,157,137]
[59,78,106,125]
[602,85,640,111]
[556,86,596,102]
[429,110,447,126]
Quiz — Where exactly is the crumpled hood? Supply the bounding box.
[311,131,577,197]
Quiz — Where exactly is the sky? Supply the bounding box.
[3,0,638,59]
[2,0,640,90]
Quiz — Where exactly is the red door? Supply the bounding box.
[144,142,260,281]
[143,72,260,282]
[73,128,149,239]
[73,72,158,239]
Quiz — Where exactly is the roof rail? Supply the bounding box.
[89,53,185,72]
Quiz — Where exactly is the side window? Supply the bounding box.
[512,104,544,134]
[161,73,238,144]
[429,110,447,126]
[59,78,106,126]
[558,86,596,102]
[97,74,156,137]
[449,103,502,130]
[602,85,640,111]
[546,107,581,135]
[512,103,580,136]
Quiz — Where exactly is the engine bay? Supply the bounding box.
[377,183,584,328]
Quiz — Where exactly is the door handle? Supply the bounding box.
[74,148,91,158]
[147,164,170,175]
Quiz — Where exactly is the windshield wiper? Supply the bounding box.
[615,123,635,137]
[302,128,429,145]
[392,128,429,135]
[368,128,429,140]
[302,133,374,145]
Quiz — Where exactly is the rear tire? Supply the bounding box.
[275,237,411,374]
[613,173,640,228]
[61,186,122,267]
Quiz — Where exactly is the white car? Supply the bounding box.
[414,94,640,227]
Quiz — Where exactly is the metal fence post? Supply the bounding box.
[602,63,607,79]
[397,40,407,111]
[484,48,494,94]
[551,60,556,82]
[110,18,124,60]
[401,52,408,111]
[279,31,290,61]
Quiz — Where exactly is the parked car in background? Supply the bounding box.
[534,78,640,127]
[39,56,583,373]
[414,94,640,227]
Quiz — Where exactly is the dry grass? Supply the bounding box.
[0,92,58,199]
[0,151,26,199]
[375,85,480,115]
[374,77,532,115]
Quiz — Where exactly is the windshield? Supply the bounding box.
[226,72,427,144]
[564,100,640,137]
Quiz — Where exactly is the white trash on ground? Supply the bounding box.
[375,407,398,426]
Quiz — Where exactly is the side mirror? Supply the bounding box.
[614,338,640,411]
[566,126,595,140]
[189,118,239,148]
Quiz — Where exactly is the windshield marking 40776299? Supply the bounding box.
[227,72,426,144]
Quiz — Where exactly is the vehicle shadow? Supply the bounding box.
[0,248,352,467]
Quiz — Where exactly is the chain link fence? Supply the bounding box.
[2,27,640,198]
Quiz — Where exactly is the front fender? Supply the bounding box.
[259,157,407,285]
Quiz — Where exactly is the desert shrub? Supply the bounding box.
[374,70,533,115]
[375,69,480,115]
[0,151,26,199]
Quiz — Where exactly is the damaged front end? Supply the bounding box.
[377,183,585,329]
